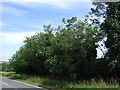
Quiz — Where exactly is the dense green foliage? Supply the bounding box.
[89,2,120,78]
[0,62,13,72]
[9,18,105,80]
[9,2,120,81]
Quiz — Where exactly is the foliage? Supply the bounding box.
[0,62,13,72]
[88,2,120,78]
[9,17,104,80]
[2,73,119,88]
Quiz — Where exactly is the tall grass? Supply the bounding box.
[1,72,120,88]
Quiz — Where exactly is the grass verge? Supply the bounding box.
[0,72,120,88]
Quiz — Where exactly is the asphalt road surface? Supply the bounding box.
[0,76,46,90]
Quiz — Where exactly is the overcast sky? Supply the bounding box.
[0,0,104,62]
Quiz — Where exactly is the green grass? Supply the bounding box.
[1,72,120,88]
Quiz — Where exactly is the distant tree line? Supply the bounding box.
[9,2,120,81]
[0,62,13,72]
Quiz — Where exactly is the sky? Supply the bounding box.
[0,0,105,62]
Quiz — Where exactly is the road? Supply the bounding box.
[0,76,46,90]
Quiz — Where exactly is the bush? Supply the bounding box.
[9,17,104,80]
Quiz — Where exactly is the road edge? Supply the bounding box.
[1,76,46,89]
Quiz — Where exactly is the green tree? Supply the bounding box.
[0,62,13,72]
[89,2,120,77]
[45,17,103,80]
[10,32,50,75]
[10,17,103,80]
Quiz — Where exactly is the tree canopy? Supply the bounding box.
[88,2,120,77]
[10,17,105,80]
[9,2,120,80]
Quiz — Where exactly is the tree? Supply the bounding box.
[10,17,103,80]
[101,2,120,61]
[89,2,120,77]
[0,62,13,72]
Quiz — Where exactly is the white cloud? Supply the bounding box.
[0,22,9,27]
[96,48,107,58]
[96,39,108,59]
[2,5,27,16]
[45,2,69,9]
[97,49,104,58]
[9,2,71,10]
[18,23,43,29]
[2,0,92,10]
[0,32,36,44]
[0,31,45,61]
[2,0,91,2]
[0,53,11,62]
